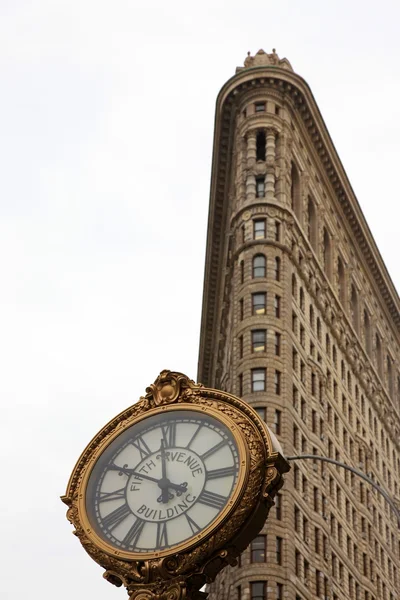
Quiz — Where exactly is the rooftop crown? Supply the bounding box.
[236,48,293,73]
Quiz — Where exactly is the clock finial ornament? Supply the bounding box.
[62,370,289,600]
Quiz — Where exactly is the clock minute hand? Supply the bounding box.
[109,464,188,493]
[109,464,160,485]
[159,439,169,504]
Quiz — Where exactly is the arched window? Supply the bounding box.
[253,254,266,278]
[375,334,383,378]
[323,228,331,279]
[291,162,301,219]
[387,356,393,398]
[256,130,266,161]
[364,310,372,356]
[307,196,317,249]
[350,285,359,333]
[275,257,281,281]
[292,274,297,299]
[337,257,346,305]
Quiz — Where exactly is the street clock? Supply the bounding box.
[62,370,289,600]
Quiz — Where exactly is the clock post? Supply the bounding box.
[62,370,290,600]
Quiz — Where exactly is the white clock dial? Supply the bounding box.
[86,409,241,553]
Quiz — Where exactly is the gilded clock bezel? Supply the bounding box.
[77,403,250,561]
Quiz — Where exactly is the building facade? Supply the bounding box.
[198,50,400,600]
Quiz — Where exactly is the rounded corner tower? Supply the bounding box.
[198,49,400,600]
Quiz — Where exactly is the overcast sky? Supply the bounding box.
[1,1,399,598]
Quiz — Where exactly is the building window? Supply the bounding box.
[275,493,282,520]
[251,582,266,600]
[237,586,241,600]
[275,257,281,281]
[253,219,266,239]
[239,335,243,359]
[275,370,281,395]
[307,196,317,249]
[364,310,371,355]
[252,329,266,353]
[275,221,281,242]
[240,260,244,284]
[252,292,266,315]
[291,162,301,218]
[238,374,243,396]
[239,298,244,320]
[299,287,305,311]
[252,368,266,392]
[275,332,281,356]
[255,406,266,421]
[253,254,266,278]
[295,550,301,576]
[273,409,281,434]
[251,535,267,562]
[256,130,266,161]
[256,177,265,198]
[276,583,283,600]
[323,227,331,279]
[274,295,281,318]
[316,317,321,341]
[300,361,306,384]
[338,257,346,305]
[300,324,305,347]
[276,536,283,564]
[309,305,315,329]
[292,274,297,298]
[351,284,359,333]
[376,334,383,377]
[255,102,266,113]
[326,333,331,355]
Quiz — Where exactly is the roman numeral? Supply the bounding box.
[161,422,177,448]
[123,518,145,547]
[98,487,126,503]
[206,466,236,480]
[201,439,227,461]
[156,521,169,548]
[131,435,151,459]
[102,503,131,530]
[198,489,227,510]
[186,424,202,449]
[185,513,201,534]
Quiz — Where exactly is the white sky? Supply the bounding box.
[1,1,399,598]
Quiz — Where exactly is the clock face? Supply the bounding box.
[85,409,242,555]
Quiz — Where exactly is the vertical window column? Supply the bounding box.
[246,131,257,200]
[265,128,276,200]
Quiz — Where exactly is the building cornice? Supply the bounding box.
[198,65,400,386]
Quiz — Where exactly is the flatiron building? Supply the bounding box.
[198,49,400,600]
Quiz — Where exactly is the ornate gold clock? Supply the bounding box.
[62,371,289,600]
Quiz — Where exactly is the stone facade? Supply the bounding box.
[198,50,400,600]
